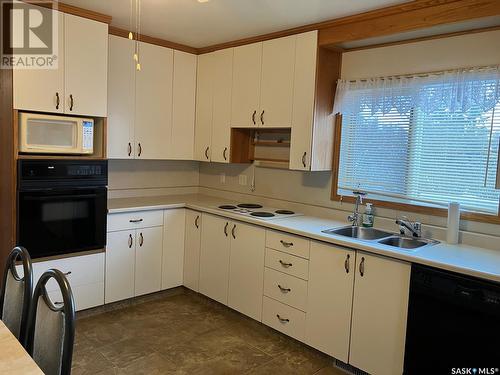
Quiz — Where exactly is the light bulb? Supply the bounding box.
[128,31,133,40]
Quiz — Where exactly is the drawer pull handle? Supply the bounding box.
[128,234,133,248]
[224,222,229,237]
[344,254,350,274]
[205,146,210,160]
[128,142,132,157]
[195,215,200,228]
[231,224,236,239]
[69,94,74,111]
[280,240,293,248]
[223,147,228,161]
[64,271,72,276]
[129,219,143,223]
[54,301,64,306]
[260,110,265,125]
[279,260,293,268]
[55,92,60,109]
[138,143,142,157]
[302,152,307,168]
[276,314,289,323]
[139,232,144,247]
[278,284,291,293]
[360,257,365,277]
[252,110,257,125]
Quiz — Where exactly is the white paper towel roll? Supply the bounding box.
[447,202,460,244]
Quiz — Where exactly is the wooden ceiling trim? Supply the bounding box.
[318,0,500,47]
[109,26,199,55]
[25,0,112,24]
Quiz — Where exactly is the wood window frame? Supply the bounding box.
[330,114,500,224]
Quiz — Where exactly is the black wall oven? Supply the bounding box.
[17,160,107,259]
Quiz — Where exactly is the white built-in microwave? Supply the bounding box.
[18,112,94,155]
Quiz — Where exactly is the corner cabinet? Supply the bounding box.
[13,8,108,117]
[183,210,202,292]
[107,36,197,160]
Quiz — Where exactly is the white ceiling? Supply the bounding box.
[62,0,408,48]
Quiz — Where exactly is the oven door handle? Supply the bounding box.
[23,193,100,200]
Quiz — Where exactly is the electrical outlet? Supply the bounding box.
[239,174,247,186]
[220,173,226,184]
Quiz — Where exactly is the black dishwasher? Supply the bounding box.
[404,264,500,374]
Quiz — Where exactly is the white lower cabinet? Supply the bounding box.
[106,211,164,303]
[199,214,231,304]
[227,222,265,321]
[262,296,306,341]
[162,209,186,290]
[305,242,355,363]
[183,210,202,292]
[349,252,411,375]
[28,253,105,311]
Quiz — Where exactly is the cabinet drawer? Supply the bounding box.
[262,296,306,341]
[265,248,309,280]
[32,253,105,292]
[266,230,310,259]
[264,268,308,311]
[48,282,104,311]
[107,210,163,232]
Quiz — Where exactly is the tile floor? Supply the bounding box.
[72,289,345,375]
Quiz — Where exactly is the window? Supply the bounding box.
[334,66,500,215]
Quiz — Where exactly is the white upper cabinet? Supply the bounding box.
[64,14,108,117]
[349,252,411,375]
[171,51,197,160]
[231,43,262,128]
[194,53,214,161]
[260,35,296,128]
[135,42,173,160]
[13,10,108,117]
[13,9,64,114]
[210,49,234,163]
[289,31,318,171]
[107,35,135,159]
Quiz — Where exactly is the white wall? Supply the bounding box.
[341,30,500,79]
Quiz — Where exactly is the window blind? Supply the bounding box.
[336,66,500,214]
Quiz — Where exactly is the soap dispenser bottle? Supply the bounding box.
[362,203,374,227]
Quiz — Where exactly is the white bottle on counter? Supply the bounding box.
[447,202,460,244]
[362,203,374,228]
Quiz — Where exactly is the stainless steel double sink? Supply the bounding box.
[321,226,439,250]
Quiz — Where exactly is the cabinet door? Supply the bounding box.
[199,214,231,304]
[135,42,173,159]
[183,210,202,292]
[290,31,317,171]
[231,42,262,128]
[305,242,355,362]
[107,35,135,159]
[162,209,185,290]
[135,226,163,296]
[105,230,135,303]
[228,222,265,321]
[194,53,213,161]
[64,14,108,116]
[259,35,296,128]
[349,252,411,375]
[171,51,197,159]
[13,9,64,113]
[210,49,233,163]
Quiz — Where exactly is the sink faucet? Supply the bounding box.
[396,217,422,238]
[348,191,366,227]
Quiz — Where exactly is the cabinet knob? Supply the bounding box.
[252,110,257,125]
[344,254,350,273]
[359,257,365,277]
[69,94,74,111]
[302,152,307,168]
[55,92,60,110]
[260,110,265,125]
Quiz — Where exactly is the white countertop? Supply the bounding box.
[108,194,500,283]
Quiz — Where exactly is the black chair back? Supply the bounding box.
[26,269,76,375]
[0,246,33,347]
